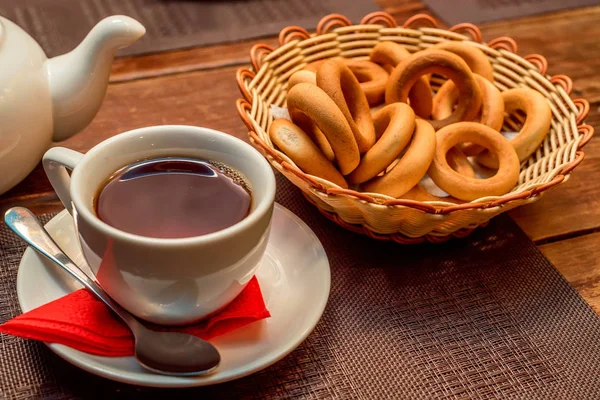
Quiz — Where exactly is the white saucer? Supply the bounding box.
[15,203,330,388]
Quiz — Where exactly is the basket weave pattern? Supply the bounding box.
[236,12,593,243]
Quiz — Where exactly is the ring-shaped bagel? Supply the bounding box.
[287,71,336,161]
[370,41,433,118]
[433,73,505,155]
[433,74,504,130]
[433,41,494,82]
[476,87,552,168]
[291,112,336,162]
[316,59,376,154]
[269,119,348,188]
[344,60,389,107]
[446,147,476,178]
[287,83,360,174]
[347,103,416,184]
[287,70,335,162]
[288,70,317,90]
[428,122,520,201]
[386,49,482,130]
[362,119,436,197]
[303,58,389,107]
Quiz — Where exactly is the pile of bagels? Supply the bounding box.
[268,40,552,202]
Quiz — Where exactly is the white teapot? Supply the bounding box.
[0,15,145,195]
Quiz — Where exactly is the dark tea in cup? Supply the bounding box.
[94,158,251,239]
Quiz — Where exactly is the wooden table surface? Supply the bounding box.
[1,2,598,308]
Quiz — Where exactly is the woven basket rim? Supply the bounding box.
[235,11,594,241]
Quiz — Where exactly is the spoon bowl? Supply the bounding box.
[135,328,220,376]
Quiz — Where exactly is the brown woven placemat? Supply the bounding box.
[423,0,598,25]
[2,172,600,399]
[0,0,378,58]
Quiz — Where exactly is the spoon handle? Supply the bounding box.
[4,207,139,329]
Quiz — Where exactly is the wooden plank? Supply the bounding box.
[478,6,600,104]
[509,137,600,243]
[377,0,429,21]
[540,232,600,313]
[64,66,249,151]
[110,37,278,83]
[0,191,62,217]
[108,0,427,82]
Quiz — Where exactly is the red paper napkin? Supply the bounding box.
[0,276,269,357]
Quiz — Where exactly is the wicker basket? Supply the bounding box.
[235,12,594,244]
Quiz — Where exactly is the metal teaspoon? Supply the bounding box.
[4,207,221,377]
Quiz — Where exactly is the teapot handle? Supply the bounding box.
[43,147,84,215]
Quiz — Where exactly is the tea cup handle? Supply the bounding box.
[43,147,84,215]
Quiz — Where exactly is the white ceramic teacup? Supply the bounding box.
[43,125,276,325]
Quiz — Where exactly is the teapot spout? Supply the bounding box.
[45,16,145,142]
